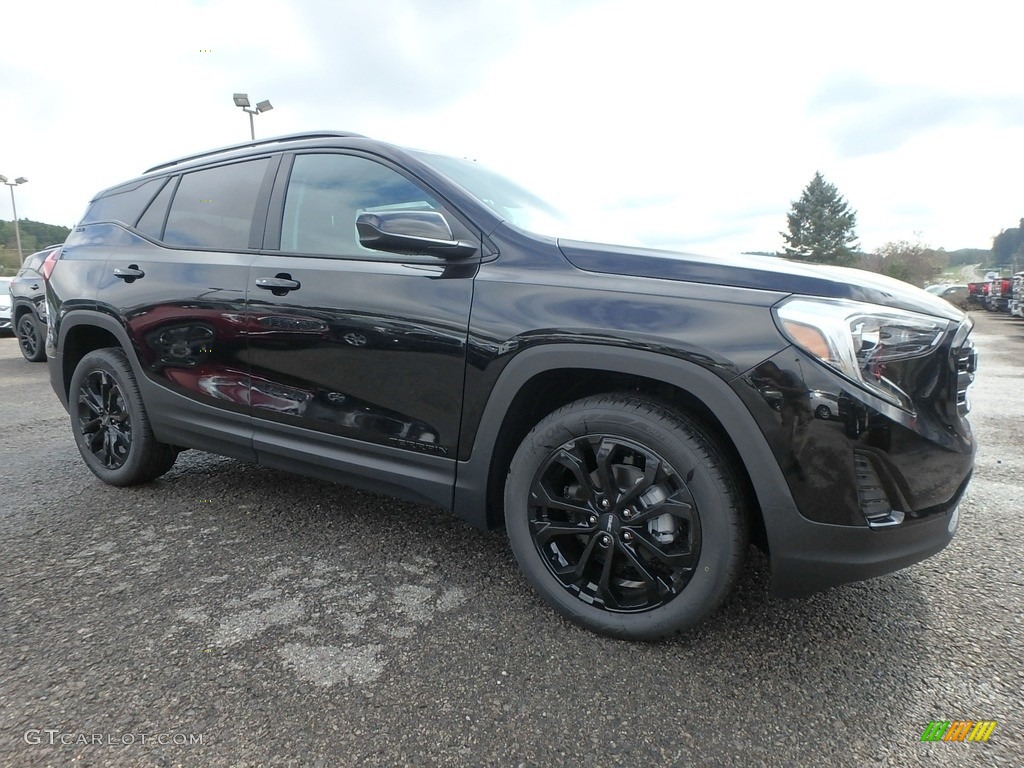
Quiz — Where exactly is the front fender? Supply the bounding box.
[452,343,801,537]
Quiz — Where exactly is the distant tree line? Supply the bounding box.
[0,219,72,271]
[992,219,1024,271]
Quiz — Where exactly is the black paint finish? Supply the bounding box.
[46,132,977,600]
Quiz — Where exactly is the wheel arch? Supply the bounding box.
[453,344,798,546]
[52,310,136,406]
[12,299,36,324]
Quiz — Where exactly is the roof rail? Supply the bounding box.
[143,131,367,173]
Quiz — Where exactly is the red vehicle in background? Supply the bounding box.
[988,276,1013,313]
[966,281,989,309]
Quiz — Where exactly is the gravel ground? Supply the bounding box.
[0,310,1021,768]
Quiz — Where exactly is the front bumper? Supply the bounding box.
[734,333,974,596]
[765,486,962,597]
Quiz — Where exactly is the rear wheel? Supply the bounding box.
[69,348,177,485]
[505,394,748,640]
[16,313,46,362]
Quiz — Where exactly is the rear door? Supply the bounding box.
[246,151,480,507]
[97,156,278,457]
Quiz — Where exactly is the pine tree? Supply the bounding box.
[781,172,859,266]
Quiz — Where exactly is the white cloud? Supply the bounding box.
[3,0,1023,253]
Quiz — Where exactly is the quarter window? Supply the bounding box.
[281,154,440,257]
[81,177,165,226]
[163,159,269,250]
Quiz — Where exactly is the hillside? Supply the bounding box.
[0,219,72,272]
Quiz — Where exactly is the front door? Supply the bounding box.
[246,151,479,506]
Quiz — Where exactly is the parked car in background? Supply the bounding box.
[1011,272,1024,318]
[9,246,61,361]
[966,281,988,310]
[987,276,1013,313]
[0,277,13,335]
[934,284,968,310]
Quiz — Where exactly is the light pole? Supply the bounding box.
[233,93,273,140]
[0,175,28,263]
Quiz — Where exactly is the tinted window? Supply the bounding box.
[281,154,439,257]
[20,252,46,274]
[164,159,269,250]
[81,178,164,226]
[136,177,176,239]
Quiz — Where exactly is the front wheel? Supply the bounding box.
[505,394,748,640]
[69,348,177,486]
[16,313,46,362]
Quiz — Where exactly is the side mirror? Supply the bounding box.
[356,210,477,259]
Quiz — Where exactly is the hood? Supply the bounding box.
[558,240,965,322]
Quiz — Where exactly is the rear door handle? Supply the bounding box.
[113,266,145,281]
[255,275,301,294]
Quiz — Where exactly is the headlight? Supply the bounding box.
[773,297,949,410]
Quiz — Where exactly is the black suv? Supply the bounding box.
[9,245,60,361]
[46,132,977,639]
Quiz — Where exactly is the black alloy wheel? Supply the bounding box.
[506,394,748,640]
[16,314,46,362]
[527,434,701,613]
[69,348,178,485]
[77,368,132,470]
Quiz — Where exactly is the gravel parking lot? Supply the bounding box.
[1,311,1021,767]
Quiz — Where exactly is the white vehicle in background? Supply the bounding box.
[0,277,13,335]
[1011,272,1024,318]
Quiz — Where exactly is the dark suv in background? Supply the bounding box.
[9,245,60,361]
[45,132,977,639]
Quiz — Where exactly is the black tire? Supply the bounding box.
[505,394,748,640]
[815,404,831,420]
[69,348,177,486]
[16,313,46,362]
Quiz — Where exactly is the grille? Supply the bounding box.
[955,338,977,416]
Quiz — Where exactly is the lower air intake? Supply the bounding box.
[853,451,904,529]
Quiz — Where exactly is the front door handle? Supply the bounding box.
[255,275,301,295]
[113,265,145,282]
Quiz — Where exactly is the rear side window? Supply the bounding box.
[163,159,269,250]
[81,178,165,226]
[21,252,47,274]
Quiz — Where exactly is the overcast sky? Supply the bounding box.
[2,0,1022,255]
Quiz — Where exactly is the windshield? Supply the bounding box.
[410,150,569,236]
[410,150,646,246]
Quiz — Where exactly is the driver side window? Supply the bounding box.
[281,154,440,258]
